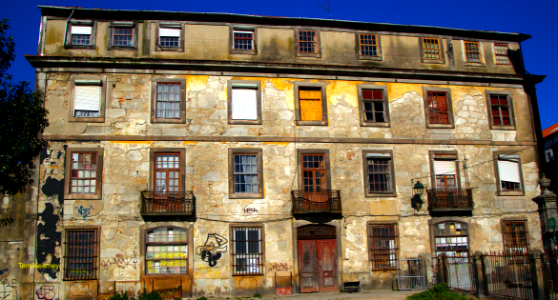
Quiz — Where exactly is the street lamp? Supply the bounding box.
[411,180,425,211]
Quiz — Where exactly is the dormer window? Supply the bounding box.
[157,23,182,50]
[66,20,96,48]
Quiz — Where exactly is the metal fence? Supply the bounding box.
[543,254,558,300]
[396,259,426,291]
[482,253,534,300]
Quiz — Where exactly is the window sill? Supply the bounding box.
[361,122,390,128]
[357,56,383,61]
[421,59,445,64]
[426,123,455,129]
[229,193,264,199]
[296,53,321,58]
[296,120,328,126]
[69,116,105,123]
[464,62,486,67]
[151,118,186,124]
[108,46,138,50]
[365,192,397,198]
[65,45,96,50]
[228,119,262,125]
[230,49,257,55]
[65,194,102,200]
[155,46,184,52]
[498,190,524,196]
[490,126,516,131]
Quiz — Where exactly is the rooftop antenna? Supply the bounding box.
[318,0,331,19]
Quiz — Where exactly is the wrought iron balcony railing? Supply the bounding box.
[291,190,341,215]
[140,190,194,216]
[427,188,473,212]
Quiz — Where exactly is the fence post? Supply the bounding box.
[472,251,483,298]
[480,253,489,296]
[529,253,541,300]
[439,253,448,284]
[542,254,551,300]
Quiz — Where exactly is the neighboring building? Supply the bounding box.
[542,123,558,194]
[0,5,547,299]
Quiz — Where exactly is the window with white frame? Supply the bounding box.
[233,30,254,50]
[158,24,181,48]
[73,80,102,117]
[232,227,263,276]
[69,21,94,46]
[497,155,522,192]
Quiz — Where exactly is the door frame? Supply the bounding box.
[292,220,342,294]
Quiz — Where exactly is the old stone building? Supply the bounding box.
[0,5,548,299]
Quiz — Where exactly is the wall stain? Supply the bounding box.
[37,203,61,279]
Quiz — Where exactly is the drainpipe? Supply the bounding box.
[63,9,76,47]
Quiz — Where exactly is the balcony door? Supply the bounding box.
[302,154,327,204]
[434,160,458,192]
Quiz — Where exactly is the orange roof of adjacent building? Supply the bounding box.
[543,122,558,138]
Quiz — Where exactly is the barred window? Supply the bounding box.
[433,222,469,257]
[494,43,510,65]
[465,41,481,63]
[423,38,441,60]
[367,155,392,193]
[64,228,99,280]
[359,33,379,56]
[232,227,263,275]
[156,83,181,119]
[369,224,398,270]
[70,152,98,194]
[113,28,133,47]
[146,227,188,274]
[298,30,318,53]
[503,220,529,255]
[427,91,450,124]
[155,153,181,193]
[234,31,253,50]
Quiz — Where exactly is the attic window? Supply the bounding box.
[422,38,441,60]
[298,30,318,53]
[71,25,92,45]
[158,23,181,48]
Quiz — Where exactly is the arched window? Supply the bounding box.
[433,222,469,257]
[145,227,188,274]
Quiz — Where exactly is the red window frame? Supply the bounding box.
[490,94,512,126]
[427,91,450,124]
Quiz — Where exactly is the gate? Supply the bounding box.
[483,253,534,300]
[396,259,426,291]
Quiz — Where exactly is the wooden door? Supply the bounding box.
[317,239,337,292]
[298,240,318,292]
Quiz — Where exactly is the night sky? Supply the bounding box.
[3,0,556,129]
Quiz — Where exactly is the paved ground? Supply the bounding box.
[186,290,421,300]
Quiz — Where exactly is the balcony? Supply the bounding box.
[140,191,194,216]
[427,188,474,213]
[291,190,341,215]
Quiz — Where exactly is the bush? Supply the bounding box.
[110,291,164,300]
[406,283,470,300]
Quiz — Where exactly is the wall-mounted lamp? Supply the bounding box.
[411,179,425,211]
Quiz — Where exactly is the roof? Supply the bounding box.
[37,5,531,42]
[543,122,558,138]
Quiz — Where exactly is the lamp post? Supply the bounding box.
[411,180,425,211]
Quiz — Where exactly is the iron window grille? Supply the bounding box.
[145,227,188,274]
[359,33,379,56]
[367,156,392,193]
[494,43,510,65]
[234,31,254,50]
[70,152,98,194]
[369,224,398,270]
[465,41,481,63]
[298,30,318,53]
[233,154,259,193]
[156,83,181,119]
[232,227,263,276]
[155,153,180,193]
[423,38,441,60]
[113,28,134,47]
[433,222,469,257]
[64,228,99,280]
[362,89,386,123]
[490,94,512,126]
[427,91,450,124]
[503,220,529,255]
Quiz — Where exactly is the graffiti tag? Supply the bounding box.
[75,206,94,221]
[195,263,220,279]
[267,263,289,273]
[36,286,58,300]
[196,233,228,267]
[0,218,13,228]
[0,278,16,300]
[101,252,139,270]
[243,207,258,213]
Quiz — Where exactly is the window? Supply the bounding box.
[64,228,99,280]
[228,149,263,199]
[422,37,441,61]
[231,226,263,276]
[66,21,96,48]
[227,80,262,125]
[145,227,188,275]
[495,154,523,195]
[423,88,454,128]
[296,29,320,57]
[433,222,469,257]
[363,151,396,197]
[294,83,328,126]
[368,224,398,270]
[464,41,481,63]
[358,85,389,127]
[503,220,529,255]
[64,148,103,200]
[494,43,511,65]
[359,33,379,57]
[151,78,186,124]
[69,79,106,122]
[486,92,515,129]
[157,23,182,50]
[430,152,459,192]
[234,31,253,50]
[149,148,186,193]
[109,22,136,48]
[297,149,332,202]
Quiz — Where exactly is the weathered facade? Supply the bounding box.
[0,5,548,299]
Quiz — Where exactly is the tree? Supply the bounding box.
[0,19,48,195]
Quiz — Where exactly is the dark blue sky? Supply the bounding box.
[3,0,557,129]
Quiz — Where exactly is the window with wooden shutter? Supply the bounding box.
[299,88,323,121]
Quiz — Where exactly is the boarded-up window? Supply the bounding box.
[146,227,188,274]
[427,91,450,124]
[231,87,258,120]
[497,155,521,191]
[74,80,102,117]
[503,220,529,255]
[299,88,323,121]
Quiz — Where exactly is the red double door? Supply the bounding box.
[298,239,337,292]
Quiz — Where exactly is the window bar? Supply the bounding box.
[233,227,263,276]
[369,224,398,271]
[64,229,98,280]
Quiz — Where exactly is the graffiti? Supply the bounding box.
[243,207,258,213]
[196,233,228,267]
[0,218,13,228]
[101,252,139,270]
[36,286,58,300]
[69,282,93,296]
[0,278,17,300]
[195,264,220,279]
[75,205,93,220]
[267,263,289,273]
[18,263,59,271]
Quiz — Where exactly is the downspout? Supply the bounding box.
[63,9,76,47]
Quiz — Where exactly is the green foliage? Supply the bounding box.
[137,291,162,300]
[110,291,133,300]
[253,293,262,298]
[406,283,470,300]
[0,19,48,195]
[196,297,208,300]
